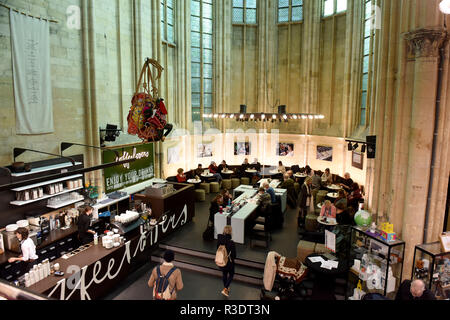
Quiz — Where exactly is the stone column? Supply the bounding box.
[401,28,447,279]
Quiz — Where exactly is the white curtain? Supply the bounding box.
[10,11,54,134]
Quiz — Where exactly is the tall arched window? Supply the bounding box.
[360,0,374,126]
[191,0,214,122]
[161,0,175,43]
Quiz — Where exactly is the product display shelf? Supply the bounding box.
[46,197,85,209]
[11,174,83,192]
[10,187,83,206]
[412,242,450,300]
[346,226,405,300]
[9,162,83,177]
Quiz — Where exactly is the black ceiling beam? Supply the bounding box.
[61,142,120,158]
[14,148,76,165]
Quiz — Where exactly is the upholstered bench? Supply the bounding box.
[305,214,319,232]
[199,182,210,194]
[194,189,206,202]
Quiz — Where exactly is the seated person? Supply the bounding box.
[194,164,203,177]
[256,187,271,212]
[209,195,224,227]
[321,168,333,185]
[334,189,348,208]
[320,200,336,219]
[250,158,262,172]
[339,172,354,192]
[277,161,286,174]
[287,170,294,179]
[218,160,229,174]
[311,171,322,191]
[305,165,313,177]
[347,182,363,211]
[241,158,250,174]
[335,202,350,224]
[221,189,232,206]
[263,182,276,203]
[208,161,223,183]
[176,168,187,183]
[395,279,436,300]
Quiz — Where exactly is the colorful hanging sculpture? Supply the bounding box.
[127,58,173,142]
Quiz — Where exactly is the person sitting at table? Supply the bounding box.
[297,176,312,227]
[339,172,353,192]
[218,160,228,174]
[395,279,436,301]
[305,165,313,177]
[334,189,348,208]
[209,194,224,228]
[321,168,333,185]
[208,161,223,183]
[320,200,336,219]
[176,168,187,183]
[8,227,38,272]
[194,164,203,177]
[221,189,232,206]
[277,161,286,174]
[241,158,250,174]
[250,158,262,172]
[311,171,322,191]
[263,182,276,204]
[280,173,296,208]
[256,187,272,212]
[287,170,294,179]
[347,182,363,211]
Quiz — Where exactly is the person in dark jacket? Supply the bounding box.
[209,194,224,227]
[395,279,436,300]
[280,173,296,208]
[217,225,236,297]
[297,176,312,227]
[77,206,96,245]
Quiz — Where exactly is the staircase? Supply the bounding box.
[151,243,265,286]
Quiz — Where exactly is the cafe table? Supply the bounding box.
[327,184,342,191]
[245,169,257,173]
[187,179,202,189]
[327,192,339,199]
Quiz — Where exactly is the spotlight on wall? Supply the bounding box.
[352,143,359,150]
[361,144,366,153]
[348,142,353,151]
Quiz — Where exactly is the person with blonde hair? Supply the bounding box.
[297,176,312,227]
[217,225,236,297]
[320,200,336,219]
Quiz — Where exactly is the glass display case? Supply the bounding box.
[346,226,405,300]
[412,242,450,300]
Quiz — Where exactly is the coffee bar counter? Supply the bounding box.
[18,182,195,300]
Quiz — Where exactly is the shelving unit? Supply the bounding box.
[10,187,83,206]
[11,174,83,192]
[47,197,84,209]
[10,162,83,177]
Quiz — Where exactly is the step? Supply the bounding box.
[151,249,263,286]
[159,242,266,270]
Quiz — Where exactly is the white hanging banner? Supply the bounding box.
[10,10,54,134]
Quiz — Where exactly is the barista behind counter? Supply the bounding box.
[8,227,38,273]
[77,206,96,245]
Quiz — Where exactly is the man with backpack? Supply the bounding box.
[216,225,236,297]
[148,250,183,300]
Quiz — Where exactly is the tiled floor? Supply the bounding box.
[105,191,302,300]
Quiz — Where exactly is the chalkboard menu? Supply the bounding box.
[103,143,155,193]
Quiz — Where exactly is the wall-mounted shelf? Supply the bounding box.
[10,187,83,206]
[9,161,83,177]
[47,197,84,209]
[11,174,83,192]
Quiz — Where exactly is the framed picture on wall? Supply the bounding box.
[316,146,333,162]
[197,143,213,158]
[352,150,364,170]
[167,146,180,164]
[234,142,251,155]
[277,143,294,157]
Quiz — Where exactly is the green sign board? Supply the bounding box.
[102,143,155,194]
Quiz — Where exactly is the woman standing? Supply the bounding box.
[297,176,312,227]
[8,227,38,272]
[217,225,236,297]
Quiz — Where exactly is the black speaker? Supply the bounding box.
[366,135,376,159]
